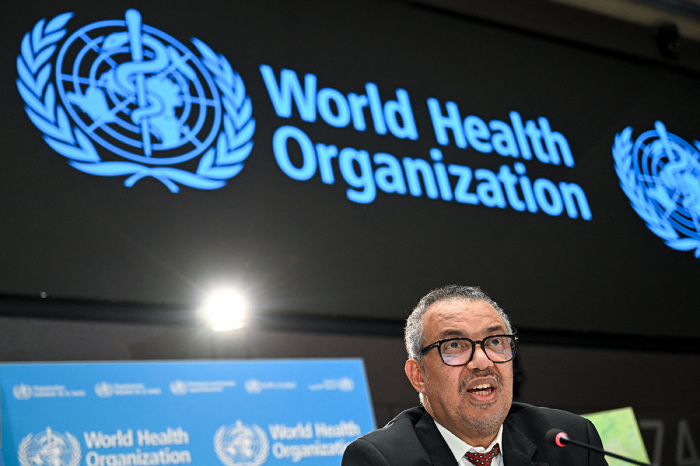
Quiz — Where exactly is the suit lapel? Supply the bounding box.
[502,418,549,466]
[414,412,459,466]
[411,409,552,466]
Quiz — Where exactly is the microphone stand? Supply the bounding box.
[558,434,657,466]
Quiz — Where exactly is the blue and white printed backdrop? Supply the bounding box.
[0,359,375,466]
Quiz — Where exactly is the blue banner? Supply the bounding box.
[0,359,375,465]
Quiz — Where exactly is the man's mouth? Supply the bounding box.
[466,383,495,396]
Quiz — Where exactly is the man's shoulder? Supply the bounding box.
[508,401,591,425]
[359,406,427,443]
[342,407,441,464]
[504,401,598,447]
[504,403,607,464]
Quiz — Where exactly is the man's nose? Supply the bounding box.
[467,344,493,370]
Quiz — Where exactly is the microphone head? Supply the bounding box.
[545,429,569,448]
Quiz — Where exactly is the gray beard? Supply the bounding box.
[458,401,508,439]
[457,370,510,438]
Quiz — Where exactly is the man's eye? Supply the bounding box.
[488,337,503,347]
[445,340,467,350]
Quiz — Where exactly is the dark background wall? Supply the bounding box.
[1,0,699,465]
[2,0,699,337]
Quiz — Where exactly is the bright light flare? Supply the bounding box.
[199,289,250,331]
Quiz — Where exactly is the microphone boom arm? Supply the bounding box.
[547,429,657,466]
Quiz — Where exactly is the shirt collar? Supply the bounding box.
[434,419,504,463]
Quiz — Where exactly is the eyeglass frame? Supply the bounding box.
[419,332,518,366]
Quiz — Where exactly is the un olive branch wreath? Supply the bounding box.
[17,12,255,192]
[214,424,270,466]
[18,431,82,466]
[612,127,700,257]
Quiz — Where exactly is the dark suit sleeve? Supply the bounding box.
[341,408,451,466]
[584,418,609,466]
[504,403,610,465]
[342,438,391,466]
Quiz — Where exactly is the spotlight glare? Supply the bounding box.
[200,289,249,331]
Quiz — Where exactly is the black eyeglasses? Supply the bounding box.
[419,333,518,366]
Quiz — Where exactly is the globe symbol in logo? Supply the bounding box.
[170,380,188,395]
[214,421,269,466]
[613,121,700,257]
[94,381,115,398]
[245,379,263,394]
[17,9,255,192]
[12,383,33,400]
[18,428,82,466]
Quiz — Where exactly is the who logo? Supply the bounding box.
[215,421,270,466]
[16,9,255,192]
[613,121,700,257]
[18,428,82,466]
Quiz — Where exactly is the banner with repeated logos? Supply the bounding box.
[0,359,375,466]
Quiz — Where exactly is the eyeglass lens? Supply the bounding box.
[440,336,514,365]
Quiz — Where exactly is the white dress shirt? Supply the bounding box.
[434,420,504,466]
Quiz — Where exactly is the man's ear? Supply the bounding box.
[405,358,426,394]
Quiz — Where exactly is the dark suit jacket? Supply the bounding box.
[342,403,608,465]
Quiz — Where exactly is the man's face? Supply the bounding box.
[405,298,514,446]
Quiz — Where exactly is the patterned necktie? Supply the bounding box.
[465,443,500,466]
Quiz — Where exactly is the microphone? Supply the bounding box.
[545,429,657,466]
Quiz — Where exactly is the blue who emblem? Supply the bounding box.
[613,121,700,257]
[17,10,255,192]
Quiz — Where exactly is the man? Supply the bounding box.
[342,285,608,465]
